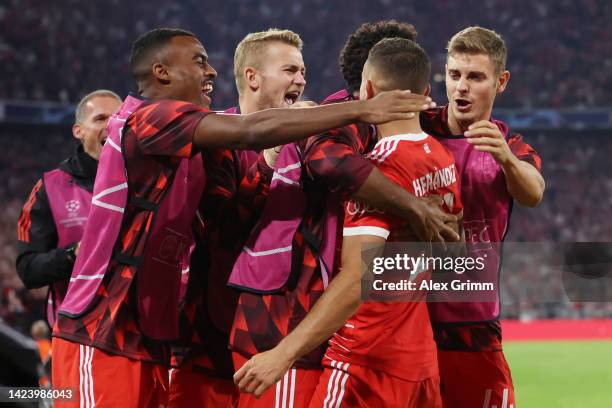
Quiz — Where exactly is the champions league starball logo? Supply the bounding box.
[65,200,80,215]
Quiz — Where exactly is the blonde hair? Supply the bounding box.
[234,28,303,94]
[447,26,507,74]
[75,89,121,123]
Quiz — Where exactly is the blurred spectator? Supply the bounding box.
[31,319,51,387]
[31,320,51,363]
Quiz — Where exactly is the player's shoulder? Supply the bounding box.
[367,132,432,163]
[131,99,208,123]
[143,99,208,116]
[127,99,209,139]
[308,122,372,150]
[321,88,354,105]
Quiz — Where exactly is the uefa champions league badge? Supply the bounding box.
[65,200,81,217]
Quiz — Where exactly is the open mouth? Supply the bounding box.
[201,81,214,103]
[284,91,300,106]
[455,98,472,111]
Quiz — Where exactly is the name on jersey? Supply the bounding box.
[412,164,457,198]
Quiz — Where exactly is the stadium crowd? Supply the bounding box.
[1,0,612,109]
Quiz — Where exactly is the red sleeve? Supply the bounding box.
[128,100,210,158]
[302,124,375,194]
[343,199,394,240]
[508,134,542,173]
[342,148,407,240]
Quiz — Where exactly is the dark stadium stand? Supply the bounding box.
[1,0,612,109]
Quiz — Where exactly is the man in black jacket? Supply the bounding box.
[16,89,122,327]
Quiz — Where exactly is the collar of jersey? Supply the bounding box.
[375,132,429,146]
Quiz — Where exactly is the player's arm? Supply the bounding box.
[194,90,434,149]
[16,181,76,289]
[465,120,544,207]
[303,131,459,243]
[234,234,383,397]
[353,169,460,242]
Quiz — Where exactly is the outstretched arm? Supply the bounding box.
[353,168,460,242]
[233,234,382,397]
[194,90,435,149]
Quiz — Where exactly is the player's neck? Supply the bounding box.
[376,118,423,140]
[238,95,258,115]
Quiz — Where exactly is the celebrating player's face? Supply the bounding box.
[255,42,306,109]
[165,36,217,108]
[445,53,508,131]
[73,96,122,160]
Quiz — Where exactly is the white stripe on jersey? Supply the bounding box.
[343,226,390,239]
[367,133,428,164]
[275,378,281,408]
[324,361,350,408]
[289,368,296,408]
[281,370,289,408]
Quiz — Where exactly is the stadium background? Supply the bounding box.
[0,1,611,406]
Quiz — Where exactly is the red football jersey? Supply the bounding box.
[325,132,462,381]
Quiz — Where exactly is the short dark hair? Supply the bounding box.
[339,20,418,93]
[367,38,431,94]
[129,28,196,82]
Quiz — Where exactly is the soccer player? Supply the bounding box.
[50,28,431,407]
[421,27,545,408]
[323,19,456,236]
[228,22,460,408]
[235,38,460,407]
[16,90,122,328]
[168,28,307,408]
[323,20,417,103]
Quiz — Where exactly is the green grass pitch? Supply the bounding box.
[504,341,612,408]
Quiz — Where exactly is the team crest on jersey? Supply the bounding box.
[443,192,455,212]
[346,200,384,217]
[423,143,431,154]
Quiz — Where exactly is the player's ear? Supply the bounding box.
[496,70,510,94]
[152,62,171,85]
[365,80,375,100]
[424,83,431,97]
[72,123,83,142]
[245,67,259,91]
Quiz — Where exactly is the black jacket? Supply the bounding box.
[16,145,97,289]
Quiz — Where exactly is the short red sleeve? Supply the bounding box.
[128,99,210,158]
[343,200,394,240]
